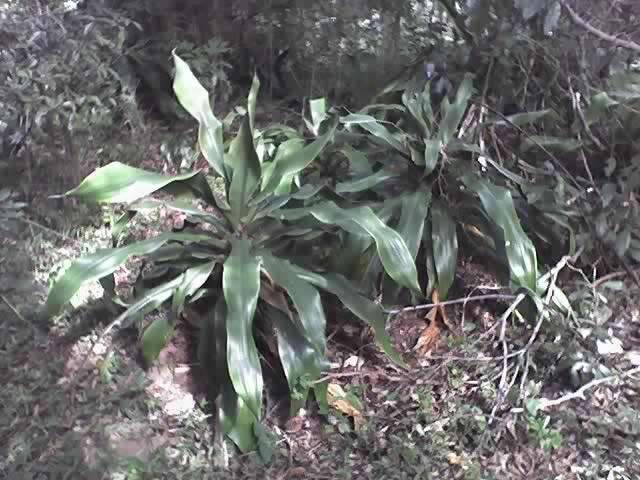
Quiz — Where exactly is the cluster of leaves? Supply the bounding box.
[46,53,423,456]
[0,4,137,163]
[333,69,539,306]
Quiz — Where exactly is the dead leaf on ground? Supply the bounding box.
[415,308,441,355]
[285,466,307,478]
[327,383,365,429]
[285,415,304,433]
[447,451,465,465]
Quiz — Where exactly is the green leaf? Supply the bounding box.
[262,255,326,355]
[253,182,326,219]
[402,90,429,137]
[254,422,275,463]
[118,274,184,328]
[61,162,201,204]
[265,304,324,415]
[431,201,458,300]
[223,239,263,418]
[47,232,209,316]
[423,222,438,296]
[290,202,421,293]
[585,93,618,126]
[382,189,431,303]
[462,174,538,291]
[398,189,431,260]
[256,117,338,200]
[424,139,441,176]
[502,109,551,127]
[141,316,174,364]
[521,136,582,153]
[227,117,261,225]
[172,51,226,179]
[439,74,473,146]
[288,266,406,368]
[201,298,259,453]
[260,138,306,195]
[340,146,372,176]
[341,113,407,154]
[335,170,397,194]
[537,275,573,316]
[171,260,217,318]
[309,97,328,135]
[615,228,631,257]
[110,210,136,246]
[248,73,260,134]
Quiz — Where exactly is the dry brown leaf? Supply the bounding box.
[430,290,456,332]
[447,451,465,465]
[327,383,365,429]
[415,312,441,355]
[285,415,304,433]
[286,466,307,478]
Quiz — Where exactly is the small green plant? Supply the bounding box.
[525,399,562,451]
[46,52,420,456]
[333,72,541,308]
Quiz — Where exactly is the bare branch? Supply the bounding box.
[386,293,516,315]
[538,366,640,410]
[560,1,640,54]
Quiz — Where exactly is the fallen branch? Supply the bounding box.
[537,365,640,410]
[386,293,516,315]
[560,1,640,54]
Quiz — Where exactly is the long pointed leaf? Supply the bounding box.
[61,162,202,204]
[382,189,431,302]
[172,52,226,179]
[341,113,407,154]
[262,255,326,355]
[276,202,421,293]
[265,304,324,415]
[171,260,217,318]
[462,174,538,291]
[431,201,458,300]
[397,189,431,259]
[288,265,406,368]
[141,316,174,364]
[260,138,306,195]
[335,170,397,194]
[228,117,261,225]
[439,74,473,146]
[199,297,259,452]
[223,239,263,418]
[47,232,210,316]
[248,74,260,134]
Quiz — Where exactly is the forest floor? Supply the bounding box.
[1,125,640,480]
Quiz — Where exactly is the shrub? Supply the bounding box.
[331,73,540,306]
[46,52,420,455]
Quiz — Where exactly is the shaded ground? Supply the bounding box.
[1,132,639,479]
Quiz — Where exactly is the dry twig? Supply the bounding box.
[560,1,640,54]
[537,365,640,410]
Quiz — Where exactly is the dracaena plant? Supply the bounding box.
[333,72,542,306]
[46,52,421,455]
